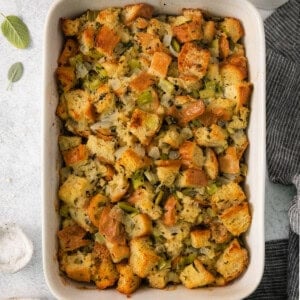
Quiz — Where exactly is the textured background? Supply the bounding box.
[0,1,295,298]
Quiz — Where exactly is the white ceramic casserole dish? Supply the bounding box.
[42,0,266,299]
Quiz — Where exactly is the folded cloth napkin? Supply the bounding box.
[247,0,299,299]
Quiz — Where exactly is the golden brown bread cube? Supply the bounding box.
[204,148,219,180]
[220,202,251,236]
[61,252,92,282]
[62,144,88,166]
[129,237,161,278]
[87,193,108,227]
[95,25,120,57]
[69,206,96,233]
[219,146,240,174]
[117,263,141,295]
[148,269,169,289]
[130,213,153,238]
[203,21,215,43]
[57,224,89,251]
[129,72,155,93]
[123,3,154,24]
[219,34,230,59]
[179,141,204,169]
[211,181,246,212]
[178,42,211,79]
[156,159,181,187]
[177,168,208,188]
[173,21,202,43]
[194,124,228,148]
[135,32,164,54]
[190,229,211,248]
[216,239,248,282]
[129,109,162,146]
[105,241,130,264]
[61,18,80,36]
[65,89,95,123]
[58,39,78,65]
[220,17,244,43]
[86,135,115,164]
[179,259,215,288]
[148,52,172,78]
[58,174,91,206]
[56,66,76,92]
[58,135,82,151]
[106,172,129,202]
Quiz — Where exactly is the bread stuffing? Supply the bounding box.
[56,3,252,295]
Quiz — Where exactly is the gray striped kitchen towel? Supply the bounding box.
[247,0,299,299]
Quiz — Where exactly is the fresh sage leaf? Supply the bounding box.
[1,15,30,49]
[7,62,24,90]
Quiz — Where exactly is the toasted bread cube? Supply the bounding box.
[95,25,120,56]
[178,101,206,125]
[178,168,208,188]
[190,229,211,248]
[221,17,244,43]
[129,109,161,145]
[96,7,121,26]
[224,82,253,110]
[207,98,236,122]
[57,224,89,251]
[227,107,249,131]
[182,8,203,23]
[62,252,92,282]
[179,141,204,168]
[79,25,95,54]
[227,54,248,77]
[106,172,129,202]
[56,94,68,120]
[220,202,251,236]
[220,64,246,85]
[156,160,181,187]
[178,42,211,79]
[93,244,119,289]
[219,34,230,59]
[56,66,76,92]
[173,21,202,43]
[129,237,160,278]
[106,241,130,263]
[216,239,248,282]
[65,89,95,123]
[219,146,240,174]
[135,32,164,54]
[62,144,88,166]
[129,187,162,220]
[58,135,82,151]
[117,263,141,295]
[195,124,228,148]
[203,21,215,43]
[131,213,153,238]
[163,195,178,226]
[58,174,91,206]
[130,72,155,92]
[204,148,219,180]
[117,148,150,177]
[148,52,172,78]
[61,18,80,36]
[65,119,91,138]
[58,39,78,65]
[69,206,96,233]
[123,3,154,24]
[87,194,108,227]
[211,182,246,212]
[161,126,183,149]
[179,259,215,288]
[148,269,169,289]
[210,221,232,244]
[86,135,115,164]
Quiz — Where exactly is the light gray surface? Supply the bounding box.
[0,1,295,298]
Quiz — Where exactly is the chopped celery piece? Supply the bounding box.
[86,10,99,22]
[158,78,174,94]
[94,232,106,244]
[199,88,215,99]
[131,171,145,189]
[69,54,83,67]
[83,77,101,91]
[155,190,164,205]
[190,89,199,99]
[128,59,141,70]
[210,39,219,57]
[171,38,181,52]
[206,183,218,195]
[137,90,153,106]
[118,202,138,213]
[205,81,216,90]
[59,205,69,217]
[207,207,216,217]
[158,260,171,270]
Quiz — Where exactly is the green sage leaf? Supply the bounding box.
[1,15,30,49]
[7,62,24,89]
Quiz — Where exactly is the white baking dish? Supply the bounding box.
[42,0,266,299]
